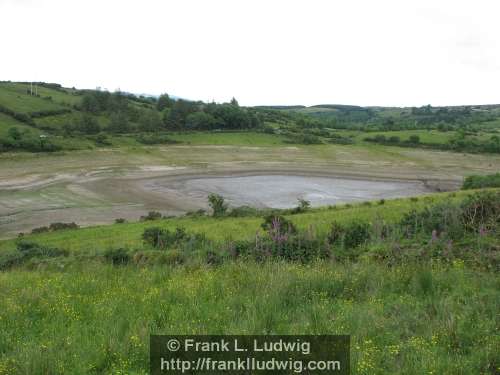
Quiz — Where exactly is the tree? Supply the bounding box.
[165,99,198,130]
[208,193,228,217]
[108,112,129,133]
[76,114,100,134]
[230,97,239,107]
[185,112,219,130]
[138,110,162,132]
[157,94,173,111]
[81,93,100,113]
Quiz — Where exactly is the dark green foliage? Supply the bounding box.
[49,222,79,231]
[208,193,228,217]
[400,191,500,237]
[291,198,311,213]
[399,202,463,238]
[460,191,500,232]
[8,127,21,140]
[227,206,262,217]
[0,241,68,270]
[185,112,220,130]
[327,221,371,248]
[75,114,100,134]
[115,218,127,224]
[31,222,78,234]
[156,94,173,111]
[138,110,163,132]
[103,248,130,265]
[108,111,129,133]
[408,135,420,144]
[135,133,178,145]
[140,211,162,221]
[462,173,500,190]
[142,226,206,251]
[94,133,112,146]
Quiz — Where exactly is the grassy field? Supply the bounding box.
[0,113,39,137]
[1,261,497,375]
[168,131,288,146]
[0,82,69,114]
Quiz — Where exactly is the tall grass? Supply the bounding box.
[0,262,498,374]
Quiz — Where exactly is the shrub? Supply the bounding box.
[185,209,207,217]
[140,211,162,221]
[462,173,500,190]
[328,221,371,248]
[261,215,297,235]
[31,226,49,234]
[460,191,500,232]
[115,218,127,224]
[208,193,228,217]
[48,222,79,231]
[227,206,261,217]
[399,201,464,238]
[291,198,311,213]
[103,248,130,265]
[142,226,205,251]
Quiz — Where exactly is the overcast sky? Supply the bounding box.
[1,0,499,106]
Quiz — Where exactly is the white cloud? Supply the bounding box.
[0,0,499,106]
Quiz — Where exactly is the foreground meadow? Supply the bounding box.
[0,261,498,375]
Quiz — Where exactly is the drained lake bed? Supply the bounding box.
[149,174,430,209]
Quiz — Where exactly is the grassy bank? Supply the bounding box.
[0,191,466,253]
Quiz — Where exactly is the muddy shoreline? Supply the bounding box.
[0,164,460,239]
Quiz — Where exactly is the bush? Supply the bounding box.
[328,221,371,248]
[103,248,130,265]
[460,191,500,232]
[208,193,228,217]
[400,201,464,238]
[261,215,297,235]
[31,226,49,234]
[142,226,205,251]
[140,211,162,221]
[0,241,68,270]
[291,198,311,214]
[135,134,178,145]
[462,173,500,190]
[48,222,79,231]
[115,218,127,224]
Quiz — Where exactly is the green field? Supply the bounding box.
[1,261,497,374]
[0,82,69,114]
[0,113,38,137]
[168,131,288,146]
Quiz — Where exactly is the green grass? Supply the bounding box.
[0,261,497,374]
[168,131,288,146]
[0,190,498,374]
[0,83,67,114]
[0,113,39,137]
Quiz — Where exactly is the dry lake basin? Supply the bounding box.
[1,144,499,238]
